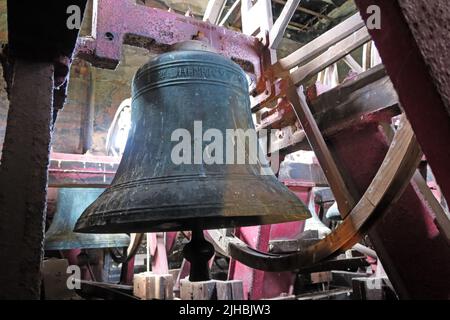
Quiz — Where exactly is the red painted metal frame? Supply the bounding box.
[77,0,269,93]
[228,185,310,300]
[148,231,178,274]
[327,118,450,299]
[48,152,119,187]
[355,0,450,207]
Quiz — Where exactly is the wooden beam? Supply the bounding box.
[272,0,332,20]
[286,24,307,32]
[272,13,366,75]
[311,65,399,137]
[269,0,302,49]
[269,66,400,157]
[286,84,356,217]
[203,0,227,24]
[343,55,364,73]
[290,27,371,85]
[219,0,241,26]
[241,0,273,37]
[289,21,308,29]
[297,5,332,21]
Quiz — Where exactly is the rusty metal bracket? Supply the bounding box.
[76,0,266,89]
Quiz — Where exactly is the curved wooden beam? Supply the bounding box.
[216,116,422,272]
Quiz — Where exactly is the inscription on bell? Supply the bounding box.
[144,64,244,87]
[176,66,225,78]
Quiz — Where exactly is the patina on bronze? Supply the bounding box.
[75,43,310,234]
[45,188,130,250]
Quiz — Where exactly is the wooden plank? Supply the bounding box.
[42,259,77,300]
[203,0,227,24]
[286,84,356,217]
[216,280,244,300]
[133,272,174,300]
[343,55,364,73]
[241,0,273,37]
[269,0,302,49]
[268,126,308,154]
[180,279,217,300]
[219,0,241,26]
[290,27,371,85]
[296,6,331,21]
[273,13,365,75]
[268,66,401,155]
[295,288,352,300]
[278,161,329,187]
[311,65,399,137]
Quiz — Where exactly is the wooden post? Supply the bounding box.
[269,0,301,49]
[42,259,78,300]
[241,0,273,38]
[0,60,54,299]
[180,279,217,300]
[272,13,365,75]
[180,279,244,300]
[219,0,241,26]
[216,280,244,300]
[133,272,174,300]
[286,85,356,218]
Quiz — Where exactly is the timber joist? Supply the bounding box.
[250,13,371,111]
[264,65,401,156]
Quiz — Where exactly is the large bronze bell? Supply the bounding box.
[75,42,310,235]
[45,188,130,250]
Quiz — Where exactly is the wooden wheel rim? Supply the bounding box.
[211,116,422,272]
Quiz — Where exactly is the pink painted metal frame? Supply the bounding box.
[77,0,269,93]
[228,185,311,300]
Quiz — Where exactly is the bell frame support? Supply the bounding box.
[3,0,450,299]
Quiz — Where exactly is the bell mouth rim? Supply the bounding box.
[74,174,311,234]
[74,211,310,234]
